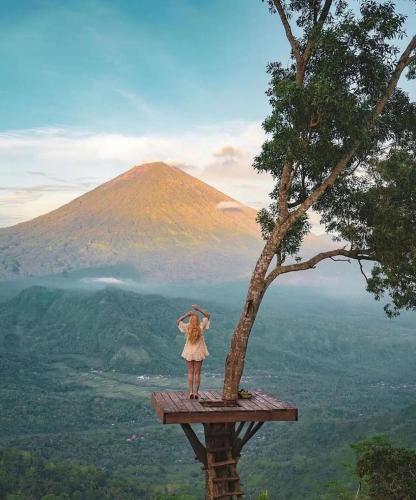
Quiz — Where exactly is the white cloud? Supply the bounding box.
[213,145,244,158]
[216,201,245,212]
[83,277,129,285]
[0,123,267,225]
[0,123,325,234]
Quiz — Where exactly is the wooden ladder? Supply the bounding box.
[205,424,244,500]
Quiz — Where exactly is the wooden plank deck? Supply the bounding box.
[151,390,298,424]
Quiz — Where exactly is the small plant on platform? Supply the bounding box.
[237,388,253,399]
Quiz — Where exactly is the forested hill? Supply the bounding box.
[0,286,232,374]
[1,285,416,380]
[0,448,148,499]
[1,285,416,498]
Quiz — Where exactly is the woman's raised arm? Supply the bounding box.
[191,304,210,319]
[176,311,193,324]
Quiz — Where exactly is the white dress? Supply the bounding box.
[178,316,210,361]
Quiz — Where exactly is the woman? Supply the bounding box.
[176,303,211,399]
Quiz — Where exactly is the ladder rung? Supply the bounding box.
[214,492,243,499]
[208,446,232,453]
[213,476,239,482]
[211,459,236,467]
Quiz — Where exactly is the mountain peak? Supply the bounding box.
[0,162,264,282]
[111,161,180,182]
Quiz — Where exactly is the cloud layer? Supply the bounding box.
[0,123,266,224]
[0,123,325,233]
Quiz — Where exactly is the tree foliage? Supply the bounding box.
[321,435,416,500]
[0,448,147,499]
[353,435,416,499]
[255,0,416,316]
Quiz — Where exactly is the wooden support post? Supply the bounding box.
[235,421,245,439]
[181,424,207,467]
[180,420,267,498]
[233,421,264,458]
[204,422,243,500]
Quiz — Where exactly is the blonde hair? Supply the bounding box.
[187,313,202,344]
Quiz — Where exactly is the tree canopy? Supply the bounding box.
[353,436,416,499]
[255,0,416,317]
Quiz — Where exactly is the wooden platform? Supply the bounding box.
[151,390,298,424]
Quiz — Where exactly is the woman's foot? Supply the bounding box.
[194,393,199,399]
[189,393,194,399]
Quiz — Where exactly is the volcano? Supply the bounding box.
[0,162,265,282]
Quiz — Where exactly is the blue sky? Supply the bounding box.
[0,0,415,228]
[0,0,288,134]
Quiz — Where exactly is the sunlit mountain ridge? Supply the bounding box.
[0,162,266,281]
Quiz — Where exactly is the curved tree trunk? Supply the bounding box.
[222,256,271,401]
[222,208,295,401]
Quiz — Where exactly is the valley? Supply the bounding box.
[1,283,415,498]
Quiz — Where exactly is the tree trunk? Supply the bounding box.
[222,209,295,402]
[222,261,270,401]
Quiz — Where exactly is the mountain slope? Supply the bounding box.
[0,286,232,373]
[2,285,415,378]
[0,162,265,281]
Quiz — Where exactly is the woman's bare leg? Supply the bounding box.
[186,361,194,397]
[193,361,203,397]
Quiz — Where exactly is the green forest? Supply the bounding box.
[1,284,415,498]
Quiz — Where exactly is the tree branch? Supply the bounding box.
[287,193,308,209]
[273,0,333,84]
[292,147,359,220]
[301,0,333,79]
[272,0,302,64]
[264,247,379,287]
[278,162,293,219]
[330,256,351,262]
[358,258,369,284]
[273,2,334,215]
[290,34,416,223]
[370,35,416,125]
